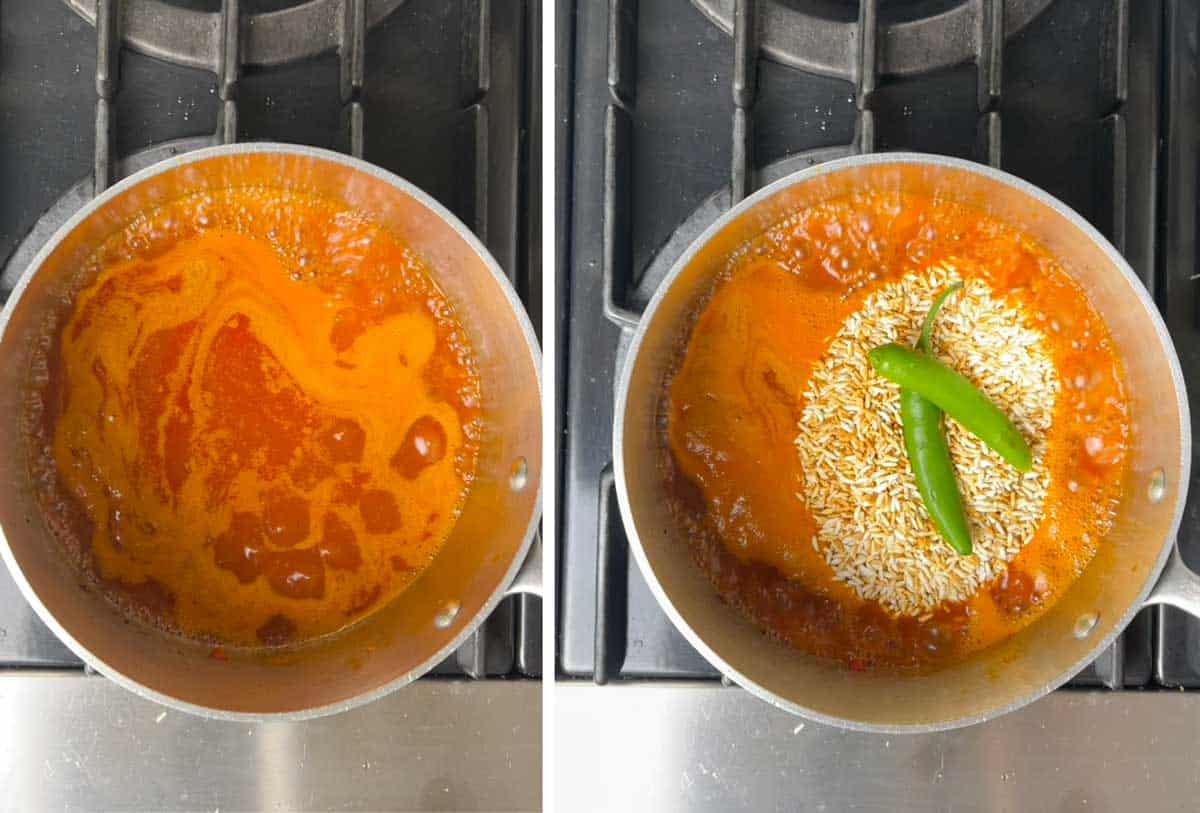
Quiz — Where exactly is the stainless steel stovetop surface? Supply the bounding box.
[1,674,540,811]
[556,683,1200,811]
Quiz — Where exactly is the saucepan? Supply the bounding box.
[613,152,1195,732]
[0,143,541,720]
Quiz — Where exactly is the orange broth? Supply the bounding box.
[665,189,1129,671]
[25,187,481,647]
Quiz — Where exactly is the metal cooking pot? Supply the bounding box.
[0,144,541,720]
[614,153,1197,732]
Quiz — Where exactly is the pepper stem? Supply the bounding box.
[918,281,963,354]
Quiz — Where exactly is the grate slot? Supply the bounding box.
[93,0,120,195]
[593,467,627,684]
[216,0,240,144]
[607,0,637,106]
[465,103,491,245]
[601,103,639,329]
[339,0,367,157]
[456,621,489,679]
[1098,0,1130,257]
[1099,113,1129,256]
[460,0,492,108]
[600,0,640,329]
[975,111,1002,168]
[730,0,756,204]
[853,0,877,154]
[516,594,542,677]
[976,0,1003,112]
[975,0,1002,166]
[471,0,492,243]
[1101,0,1130,112]
[456,1,492,251]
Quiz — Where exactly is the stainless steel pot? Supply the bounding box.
[0,144,541,720]
[614,153,1196,732]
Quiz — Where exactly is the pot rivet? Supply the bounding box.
[1148,469,1166,504]
[434,601,460,629]
[510,457,528,492]
[1073,612,1099,640]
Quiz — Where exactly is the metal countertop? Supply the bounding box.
[556,682,1200,811]
[0,674,540,812]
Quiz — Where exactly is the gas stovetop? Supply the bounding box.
[0,0,540,680]
[558,0,1199,688]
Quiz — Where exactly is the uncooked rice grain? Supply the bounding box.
[794,263,1058,616]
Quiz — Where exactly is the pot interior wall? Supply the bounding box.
[0,147,540,715]
[617,157,1186,729]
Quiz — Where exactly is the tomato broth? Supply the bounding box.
[25,187,481,648]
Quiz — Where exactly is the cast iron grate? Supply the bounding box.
[688,0,1054,80]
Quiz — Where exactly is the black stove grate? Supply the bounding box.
[0,0,539,679]
[560,0,1194,689]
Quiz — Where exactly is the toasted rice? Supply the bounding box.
[794,263,1058,616]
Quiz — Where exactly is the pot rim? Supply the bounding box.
[612,151,1191,734]
[0,142,543,722]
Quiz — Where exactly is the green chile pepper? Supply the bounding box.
[901,283,973,556]
[869,343,1034,473]
[900,389,973,555]
[917,282,962,355]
